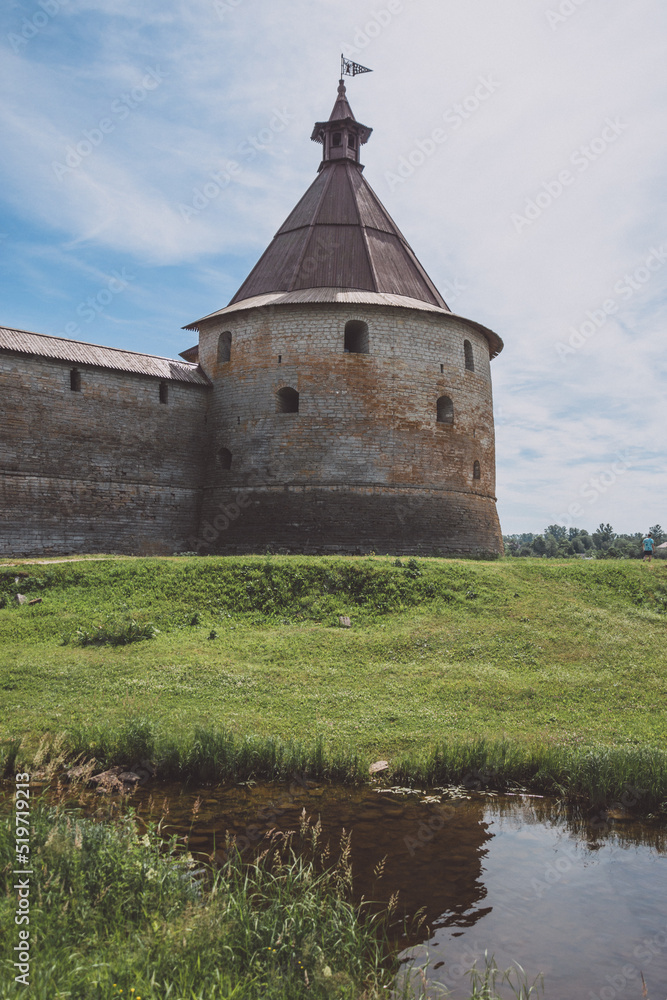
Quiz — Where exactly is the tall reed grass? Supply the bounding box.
[3,725,666,813]
[0,791,400,999]
[391,737,667,812]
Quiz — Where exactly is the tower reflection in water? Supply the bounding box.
[136,781,494,945]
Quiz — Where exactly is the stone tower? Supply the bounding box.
[185,80,504,556]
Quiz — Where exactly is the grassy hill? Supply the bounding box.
[1,555,665,778]
[1,556,667,999]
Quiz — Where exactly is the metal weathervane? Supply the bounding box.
[341,54,372,78]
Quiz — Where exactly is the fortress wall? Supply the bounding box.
[0,351,210,556]
[194,303,502,555]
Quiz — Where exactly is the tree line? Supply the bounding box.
[503,524,665,559]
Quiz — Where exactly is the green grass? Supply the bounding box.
[1,555,666,805]
[0,792,401,1000]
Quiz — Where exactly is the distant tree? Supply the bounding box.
[501,523,644,559]
[649,524,664,544]
[544,524,568,542]
[578,531,593,550]
[593,523,616,551]
[532,534,547,555]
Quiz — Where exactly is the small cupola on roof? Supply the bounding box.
[310,79,372,169]
[200,78,451,314]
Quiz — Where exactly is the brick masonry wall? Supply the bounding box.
[0,351,210,556]
[193,302,503,555]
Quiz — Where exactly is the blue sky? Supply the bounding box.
[1,0,665,535]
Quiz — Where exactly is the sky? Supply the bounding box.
[1,0,665,536]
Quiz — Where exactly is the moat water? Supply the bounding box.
[120,779,667,1000]
[12,778,667,998]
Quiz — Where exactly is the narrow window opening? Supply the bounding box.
[473,460,481,480]
[332,132,342,147]
[436,395,454,425]
[348,134,356,149]
[217,330,232,364]
[278,354,282,364]
[276,386,299,413]
[70,368,81,392]
[344,320,369,354]
[218,447,232,470]
[159,383,169,404]
[464,339,475,372]
[237,415,240,425]
[440,363,444,374]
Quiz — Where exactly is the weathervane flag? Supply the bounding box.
[341,54,372,77]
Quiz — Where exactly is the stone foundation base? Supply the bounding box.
[194,485,503,557]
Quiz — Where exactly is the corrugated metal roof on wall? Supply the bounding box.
[0,327,209,384]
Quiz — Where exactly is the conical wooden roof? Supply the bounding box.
[227,82,449,310]
[229,162,448,308]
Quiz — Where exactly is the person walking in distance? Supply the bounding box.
[642,532,655,563]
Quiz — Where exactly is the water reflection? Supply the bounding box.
[10,779,666,998]
[133,782,495,939]
[128,782,667,998]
